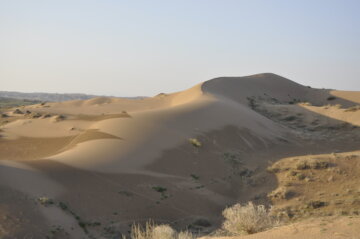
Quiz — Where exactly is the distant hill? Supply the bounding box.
[0,97,41,108]
[0,91,146,103]
[0,91,99,102]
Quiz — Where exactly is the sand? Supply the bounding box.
[202,216,360,239]
[0,73,359,238]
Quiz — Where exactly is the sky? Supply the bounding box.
[0,0,359,96]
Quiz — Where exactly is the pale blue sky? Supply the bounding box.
[1,0,359,96]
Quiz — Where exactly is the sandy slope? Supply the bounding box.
[0,73,360,238]
[202,216,360,239]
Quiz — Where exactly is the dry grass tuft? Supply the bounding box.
[189,138,201,147]
[295,158,331,170]
[130,221,195,239]
[222,202,278,235]
[268,186,295,200]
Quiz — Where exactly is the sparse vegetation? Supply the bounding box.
[295,158,331,170]
[344,105,360,112]
[30,112,42,118]
[129,221,195,239]
[54,114,66,122]
[152,186,167,193]
[223,152,242,167]
[42,113,52,118]
[188,138,201,147]
[283,115,296,121]
[222,202,278,235]
[38,196,54,206]
[118,190,133,197]
[298,102,312,106]
[152,186,168,200]
[0,97,40,108]
[190,174,199,180]
[247,97,256,109]
[306,200,328,209]
[268,187,295,200]
[13,109,23,114]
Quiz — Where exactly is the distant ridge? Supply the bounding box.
[0,91,145,102]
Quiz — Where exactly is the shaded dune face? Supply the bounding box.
[0,73,360,238]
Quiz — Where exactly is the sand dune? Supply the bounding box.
[0,73,359,238]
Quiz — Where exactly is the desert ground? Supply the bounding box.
[0,73,360,239]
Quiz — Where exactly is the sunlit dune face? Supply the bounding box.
[297,102,360,127]
[330,91,360,104]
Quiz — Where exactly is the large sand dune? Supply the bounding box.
[0,73,359,238]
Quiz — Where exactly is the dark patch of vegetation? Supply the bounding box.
[30,112,42,118]
[223,152,242,167]
[0,97,41,108]
[306,200,328,209]
[87,221,101,227]
[152,186,167,193]
[193,218,211,227]
[296,159,332,170]
[13,108,23,114]
[118,190,133,197]
[42,113,52,118]
[152,186,169,200]
[288,98,301,104]
[57,201,90,235]
[190,174,200,180]
[283,116,297,121]
[56,115,66,121]
[58,201,69,211]
[327,96,336,101]
[47,225,65,239]
[247,97,257,109]
[238,168,253,178]
[195,185,205,189]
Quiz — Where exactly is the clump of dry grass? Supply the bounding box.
[54,114,66,122]
[295,158,330,170]
[268,186,295,200]
[130,221,195,239]
[222,202,278,235]
[189,138,201,147]
[37,196,54,206]
[298,102,312,106]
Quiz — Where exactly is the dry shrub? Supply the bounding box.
[189,138,201,147]
[345,105,360,112]
[268,186,295,200]
[222,202,277,235]
[298,102,312,106]
[130,221,195,239]
[295,158,330,170]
